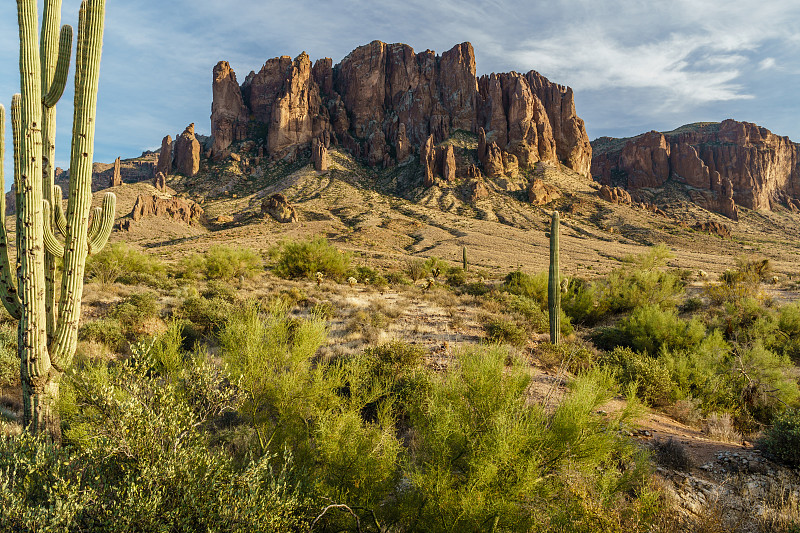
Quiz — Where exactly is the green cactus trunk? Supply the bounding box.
[548,211,561,345]
[462,245,468,271]
[6,0,112,438]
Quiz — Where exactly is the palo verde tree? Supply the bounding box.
[1,0,113,438]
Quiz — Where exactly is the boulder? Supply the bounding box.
[261,193,298,223]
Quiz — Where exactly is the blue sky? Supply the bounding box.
[2,0,800,181]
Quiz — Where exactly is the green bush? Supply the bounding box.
[484,317,528,346]
[601,245,684,313]
[78,318,126,352]
[272,237,350,281]
[176,295,233,337]
[598,347,676,407]
[179,245,262,281]
[610,305,706,356]
[0,323,17,388]
[760,408,800,467]
[110,292,160,338]
[399,347,653,531]
[502,270,548,305]
[85,243,167,287]
[445,268,466,287]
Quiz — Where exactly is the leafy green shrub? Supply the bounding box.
[598,347,676,406]
[406,259,428,282]
[399,347,652,531]
[178,245,262,281]
[502,270,548,305]
[0,323,17,388]
[176,295,233,337]
[201,279,238,302]
[760,408,800,467]
[534,341,595,372]
[78,318,126,352]
[385,271,411,285]
[111,292,160,336]
[652,437,693,470]
[601,245,684,313]
[85,243,167,287]
[484,317,527,346]
[363,341,425,376]
[272,237,350,281]
[599,305,705,356]
[505,293,549,333]
[462,281,490,296]
[445,268,466,287]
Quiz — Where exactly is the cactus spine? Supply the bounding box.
[462,245,468,271]
[5,0,112,437]
[548,211,561,345]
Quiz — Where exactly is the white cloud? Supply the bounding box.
[759,57,777,70]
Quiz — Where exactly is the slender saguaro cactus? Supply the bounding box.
[4,0,113,437]
[462,245,468,272]
[548,211,561,345]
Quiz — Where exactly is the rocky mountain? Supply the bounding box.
[591,120,800,219]
[210,40,592,178]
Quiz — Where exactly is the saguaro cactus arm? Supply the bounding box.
[548,211,561,345]
[43,25,72,108]
[42,200,65,258]
[0,105,22,319]
[88,193,116,254]
[52,185,68,236]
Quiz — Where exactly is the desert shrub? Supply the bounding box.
[703,259,770,306]
[27,337,309,532]
[205,245,262,280]
[462,281,491,296]
[778,302,800,360]
[505,293,549,333]
[598,346,676,407]
[363,341,425,375]
[85,243,167,287]
[385,271,411,285]
[606,305,706,356]
[272,237,350,281]
[484,317,527,346]
[601,245,685,313]
[502,270,548,305]
[201,279,238,302]
[707,297,779,346]
[350,265,381,284]
[760,408,800,467]
[561,277,609,325]
[651,437,694,470]
[702,412,742,443]
[406,259,428,282]
[398,348,653,531]
[346,309,388,343]
[0,323,17,388]
[534,341,596,372]
[445,267,466,287]
[78,318,126,352]
[176,296,233,338]
[111,291,160,336]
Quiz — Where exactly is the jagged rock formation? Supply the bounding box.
[591,120,800,218]
[156,135,173,175]
[598,184,632,205]
[210,41,592,177]
[153,171,167,192]
[110,157,123,187]
[129,194,205,225]
[211,61,249,159]
[693,220,731,238]
[419,137,458,186]
[174,124,201,177]
[311,136,329,171]
[261,193,298,223]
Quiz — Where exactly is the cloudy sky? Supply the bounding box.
[2,0,800,179]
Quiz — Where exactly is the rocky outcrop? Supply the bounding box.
[440,145,456,182]
[693,220,731,238]
[211,41,591,175]
[211,61,249,158]
[156,135,172,176]
[591,120,800,218]
[174,124,201,177]
[598,184,632,205]
[261,193,298,223]
[527,179,561,206]
[110,157,122,187]
[311,136,329,171]
[153,171,167,192]
[420,137,459,186]
[129,194,204,225]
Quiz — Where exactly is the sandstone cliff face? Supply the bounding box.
[210,41,592,177]
[130,194,204,225]
[156,135,173,176]
[110,157,123,187]
[591,120,800,218]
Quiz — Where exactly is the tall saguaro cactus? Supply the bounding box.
[548,211,561,345]
[3,0,114,437]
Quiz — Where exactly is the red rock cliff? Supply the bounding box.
[591,120,800,217]
[210,41,592,176]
